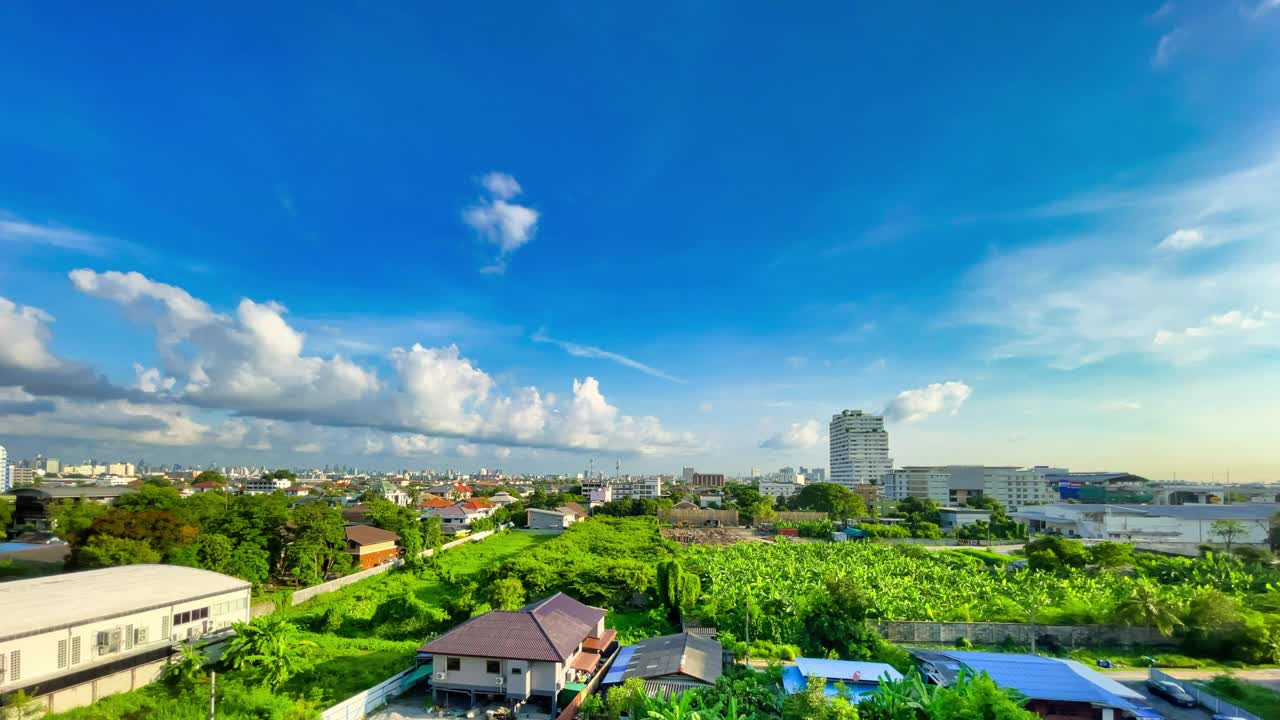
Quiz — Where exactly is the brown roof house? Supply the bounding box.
[421,593,616,714]
[344,525,400,569]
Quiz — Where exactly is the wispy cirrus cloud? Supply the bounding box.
[958,141,1280,369]
[0,213,111,254]
[532,328,685,383]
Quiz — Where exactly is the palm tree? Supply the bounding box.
[1111,579,1183,637]
[161,642,207,688]
[223,615,314,688]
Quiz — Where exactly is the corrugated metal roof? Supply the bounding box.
[794,658,903,684]
[0,565,248,640]
[928,651,1143,709]
[620,632,723,685]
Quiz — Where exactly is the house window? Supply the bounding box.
[487,660,501,674]
[446,657,460,672]
[510,667,522,675]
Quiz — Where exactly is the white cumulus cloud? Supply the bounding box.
[760,419,822,450]
[463,173,539,274]
[884,382,972,423]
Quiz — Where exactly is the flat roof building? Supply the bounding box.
[0,565,251,713]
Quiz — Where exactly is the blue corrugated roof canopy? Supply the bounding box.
[603,646,637,685]
[937,651,1143,710]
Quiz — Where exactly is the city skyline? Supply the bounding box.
[3,5,1280,480]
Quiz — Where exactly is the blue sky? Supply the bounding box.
[2,2,1279,479]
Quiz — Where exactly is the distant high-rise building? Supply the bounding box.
[0,445,8,492]
[829,410,892,487]
[681,467,695,485]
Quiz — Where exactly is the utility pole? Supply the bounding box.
[209,670,216,720]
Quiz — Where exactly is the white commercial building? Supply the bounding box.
[0,565,251,713]
[1013,503,1280,550]
[883,465,1058,509]
[242,476,293,494]
[885,467,952,505]
[0,445,8,492]
[829,410,892,488]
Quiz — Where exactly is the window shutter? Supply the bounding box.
[71,636,81,665]
[125,625,134,650]
[57,640,68,669]
[9,651,19,681]
[162,614,171,639]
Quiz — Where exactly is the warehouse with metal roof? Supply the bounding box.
[0,565,251,713]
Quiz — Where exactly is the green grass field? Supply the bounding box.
[43,530,556,720]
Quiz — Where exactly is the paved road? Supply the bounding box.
[1123,682,1215,720]
[1108,668,1280,684]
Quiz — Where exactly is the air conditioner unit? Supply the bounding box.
[495,676,505,685]
[435,672,448,681]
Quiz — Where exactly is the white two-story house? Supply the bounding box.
[420,593,616,715]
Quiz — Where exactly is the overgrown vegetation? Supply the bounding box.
[1201,674,1280,718]
[685,537,1280,664]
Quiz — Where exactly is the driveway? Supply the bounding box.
[1122,682,1215,720]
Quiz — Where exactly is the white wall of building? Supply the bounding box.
[829,410,892,487]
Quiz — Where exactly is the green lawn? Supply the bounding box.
[606,609,676,644]
[43,530,555,720]
[1198,675,1280,718]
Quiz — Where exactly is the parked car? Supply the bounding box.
[1146,680,1196,707]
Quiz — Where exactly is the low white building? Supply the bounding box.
[759,476,806,500]
[242,477,292,494]
[0,565,251,713]
[1013,503,1280,549]
[885,467,951,505]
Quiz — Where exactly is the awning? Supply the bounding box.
[603,646,637,685]
[570,652,599,672]
[583,629,617,652]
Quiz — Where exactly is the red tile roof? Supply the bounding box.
[420,593,605,662]
[419,496,453,509]
[557,502,589,518]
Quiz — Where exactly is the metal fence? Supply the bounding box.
[321,669,413,720]
[1148,668,1262,720]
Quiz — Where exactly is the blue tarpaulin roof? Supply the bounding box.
[937,651,1144,710]
[603,646,637,685]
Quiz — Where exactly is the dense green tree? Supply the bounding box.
[208,493,290,563]
[1089,541,1135,568]
[656,559,702,620]
[79,535,162,567]
[115,484,184,513]
[1024,536,1090,574]
[424,516,444,559]
[798,574,885,661]
[0,496,13,540]
[790,484,867,520]
[193,470,226,485]
[262,469,298,481]
[49,499,110,547]
[490,577,527,610]
[224,542,273,586]
[87,509,197,558]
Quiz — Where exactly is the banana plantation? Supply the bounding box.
[683,539,1280,663]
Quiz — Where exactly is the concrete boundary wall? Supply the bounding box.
[26,658,167,715]
[773,511,829,523]
[875,621,1176,647]
[321,669,413,720]
[659,508,739,526]
[291,530,495,606]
